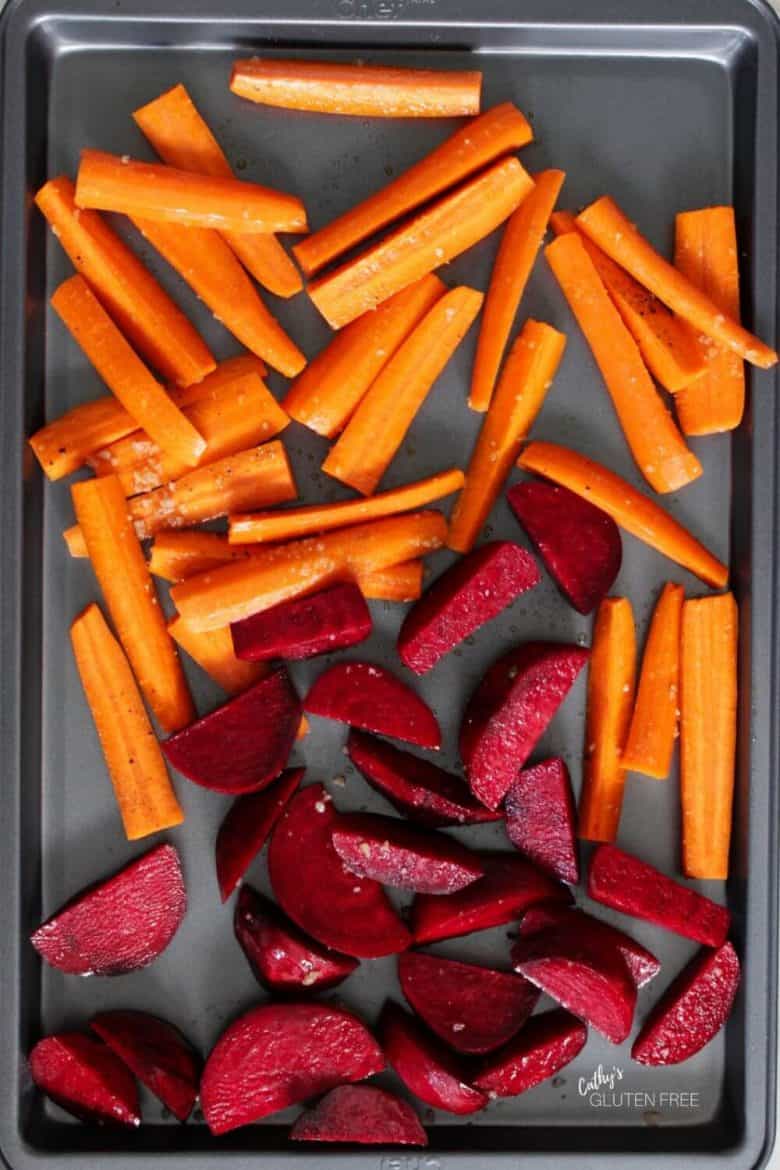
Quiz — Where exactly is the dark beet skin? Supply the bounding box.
[473,1009,588,1098]
[380,1002,487,1115]
[398,541,540,674]
[520,904,660,989]
[231,582,372,662]
[505,758,579,884]
[631,941,740,1066]
[331,812,484,894]
[507,480,622,615]
[460,642,589,809]
[90,1011,199,1122]
[29,1033,141,1126]
[201,1002,385,1135]
[215,768,303,902]
[268,784,411,958]
[305,661,441,750]
[30,843,185,976]
[163,668,301,795]
[290,1084,427,1146]
[588,844,731,947]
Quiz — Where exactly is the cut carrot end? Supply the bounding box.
[358,560,424,603]
[622,582,685,778]
[168,615,268,696]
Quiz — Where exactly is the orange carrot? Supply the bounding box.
[359,561,424,603]
[71,475,195,733]
[168,615,267,696]
[308,158,533,330]
[449,320,566,553]
[577,195,777,368]
[545,232,702,494]
[149,531,250,581]
[518,441,729,588]
[71,603,184,839]
[680,592,738,879]
[294,103,533,277]
[469,170,565,412]
[621,582,684,779]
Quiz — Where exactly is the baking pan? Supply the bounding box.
[0,0,778,1165]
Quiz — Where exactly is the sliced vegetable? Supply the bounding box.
[519,903,660,988]
[149,530,250,581]
[356,561,424,603]
[290,1085,427,1147]
[215,769,303,902]
[622,582,684,778]
[90,1011,199,1122]
[305,661,441,750]
[380,1002,487,1116]
[473,1009,587,1098]
[231,583,372,661]
[504,757,579,884]
[168,616,267,696]
[331,813,484,894]
[29,1034,140,1127]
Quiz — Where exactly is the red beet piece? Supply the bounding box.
[331,813,484,894]
[305,661,441,749]
[505,757,579,884]
[231,582,372,662]
[588,844,731,947]
[29,1033,140,1126]
[473,1009,588,1098]
[90,1011,199,1122]
[30,843,185,976]
[460,642,589,809]
[380,1002,487,1115]
[632,941,740,1066]
[290,1085,427,1146]
[520,903,660,989]
[201,1002,385,1134]
[398,951,540,1054]
[268,783,411,958]
[507,480,622,615]
[215,768,303,902]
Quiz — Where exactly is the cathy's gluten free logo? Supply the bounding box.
[578,1064,701,1112]
[335,0,409,17]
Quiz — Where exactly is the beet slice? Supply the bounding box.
[398,541,540,674]
[268,783,411,958]
[290,1084,427,1146]
[201,1001,385,1134]
[505,757,579,884]
[380,1001,487,1115]
[507,480,622,615]
[234,885,358,992]
[520,903,660,989]
[231,582,372,662]
[398,951,540,1054]
[460,642,589,809]
[163,668,301,795]
[90,1011,199,1122]
[331,813,484,894]
[473,1009,588,1098]
[30,843,185,976]
[29,1033,141,1126]
[305,661,441,749]
[215,768,303,902]
[632,941,740,1066]
[588,843,730,946]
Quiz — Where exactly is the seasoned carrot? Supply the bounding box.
[622,582,684,779]
[71,476,195,733]
[294,103,533,276]
[168,615,267,696]
[680,592,738,879]
[518,442,729,588]
[359,561,424,603]
[449,320,566,553]
[545,232,702,494]
[71,603,184,839]
[577,196,777,368]
[309,158,533,329]
[470,170,565,412]
[149,531,251,581]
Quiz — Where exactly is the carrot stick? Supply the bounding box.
[34,176,214,386]
[294,102,533,277]
[230,58,482,118]
[674,207,746,434]
[449,320,566,553]
[545,232,702,494]
[168,615,268,696]
[75,149,308,234]
[469,169,565,412]
[71,603,185,839]
[359,561,424,602]
[621,582,684,779]
[71,476,195,733]
[283,275,445,437]
[308,158,533,330]
[64,525,87,558]
[322,288,483,495]
[518,441,729,588]
[577,195,777,369]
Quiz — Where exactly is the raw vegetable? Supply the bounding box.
[305,661,441,749]
[29,1034,141,1127]
[231,582,371,661]
[149,530,253,581]
[354,562,424,602]
[290,1085,427,1147]
[380,1002,488,1116]
[622,582,684,778]
[331,813,484,894]
[168,616,267,696]
[215,769,303,902]
[473,1010,588,1098]
[504,758,579,884]
[90,1011,199,1122]
[519,903,660,988]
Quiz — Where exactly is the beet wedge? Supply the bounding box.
[231,582,372,661]
[460,642,589,809]
[215,768,303,902]
[29,1032,141,1126]
[268,783,411,958]
[520,903,660,989]
[290,1085,427,1147]
[201,1001,385,1134]
[505,758,579,884]
[331,812,484,894]
[507,480,622,615]
[90,1011,199,1122]
[380,1001,487,1116]
[473,1009,588,1098]
[164,669,301,795]
[30,843,185,976]
[305,661,441,749]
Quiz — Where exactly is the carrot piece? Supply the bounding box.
[168,615,268,696]
[283,275,446,437]
[517,442,729,588]
[149,532,251,581]
[469,170,565,412]
[34,176,214,386]
[308,158,533,330]
[578,597,636,842]
[64,525,87,558]
[71,603,184,839]
[449,320,566,553]
[577,196,777,369]
[71,476,195,733]
[545,232,702,494]
[622,582,684,779]
[322,288,483,495]
[358,561,424,603]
